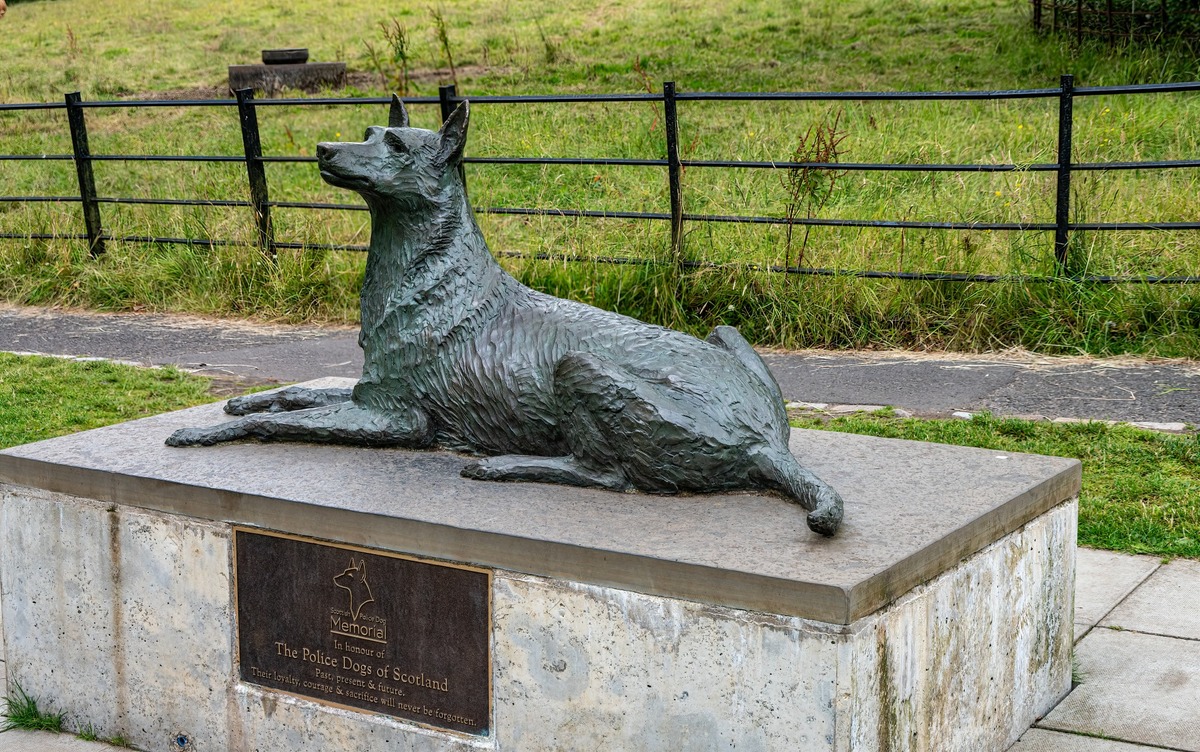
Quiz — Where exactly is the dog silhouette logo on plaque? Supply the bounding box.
[333,557,376,621]
[166,94,844,537]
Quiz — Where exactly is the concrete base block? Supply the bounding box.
[0,489,231,748]
[0,392,1080,751]
[494,501,1075,751]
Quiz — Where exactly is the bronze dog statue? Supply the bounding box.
[167,96,844,536]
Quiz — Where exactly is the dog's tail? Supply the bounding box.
[751,446,843,537]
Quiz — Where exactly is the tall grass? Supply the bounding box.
[1,0,1198,354]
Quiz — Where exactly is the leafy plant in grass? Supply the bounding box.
[792,411,1200,560]
[1,683,65,733]
[781,109,848,270]
[429,5,458,87]
[365,18,413,96]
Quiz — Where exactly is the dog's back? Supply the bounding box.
[384,279,786,460]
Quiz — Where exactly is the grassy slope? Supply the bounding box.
[5,0,1198,97]
[1,0,1199,355]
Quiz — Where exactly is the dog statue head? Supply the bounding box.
[316,94,469,208]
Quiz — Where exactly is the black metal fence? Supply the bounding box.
[2,78,1200,284]
[1031,0,1200,43]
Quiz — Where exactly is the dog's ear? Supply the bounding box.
[389,94,410,129]
[436,100,469,166]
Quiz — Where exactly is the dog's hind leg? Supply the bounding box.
[706,327,843,535]
[461,454,629,491]
[462,351,643,491]
[166,401,432,448]
[225,385,353,415]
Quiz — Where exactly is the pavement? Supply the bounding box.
[1015,550,1200,752]
[1,302,1198,751]
[0,304,1197,426]
[0,733,126,751]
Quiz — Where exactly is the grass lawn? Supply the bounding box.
[1,0,1199,354]
[794,409,1200,559]
[0,352,215,448]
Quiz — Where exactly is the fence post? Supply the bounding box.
[1032,0,1042,31]
[65,92,105,258]
[663,81,684,267]
[438,84,457,126]
[234,88,274,260]
[439,84,467,194]
[1054,74,1074,273]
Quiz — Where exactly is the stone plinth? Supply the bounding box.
[228,62,347,95]
[0,383,1080,751]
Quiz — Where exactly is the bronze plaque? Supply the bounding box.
[234,528,491,735]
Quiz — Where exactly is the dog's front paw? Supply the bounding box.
[460,459,498,480]
[165,427,218,447]
[224,395,260,415]
[225,392,284,415]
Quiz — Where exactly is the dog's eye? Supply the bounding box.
[383,131,407,153]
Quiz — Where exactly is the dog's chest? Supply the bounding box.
[359,295,567,454]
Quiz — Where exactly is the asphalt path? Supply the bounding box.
[2,305,1197,425]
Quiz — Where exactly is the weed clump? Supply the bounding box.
[1,683,65,733]
[781,109,848,270]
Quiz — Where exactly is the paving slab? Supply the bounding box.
[1073,548,1161,642]
[1101,558,1200,640]
[1010,728,1173,751]
[0,731,125,751]
[1039,628,1200,750]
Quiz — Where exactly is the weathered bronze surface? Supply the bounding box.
[234,528,491,735]
[167,95,844,536]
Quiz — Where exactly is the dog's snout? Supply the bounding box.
[316,143,331,161]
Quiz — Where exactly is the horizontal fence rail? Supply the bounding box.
[1,78,1199,283]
